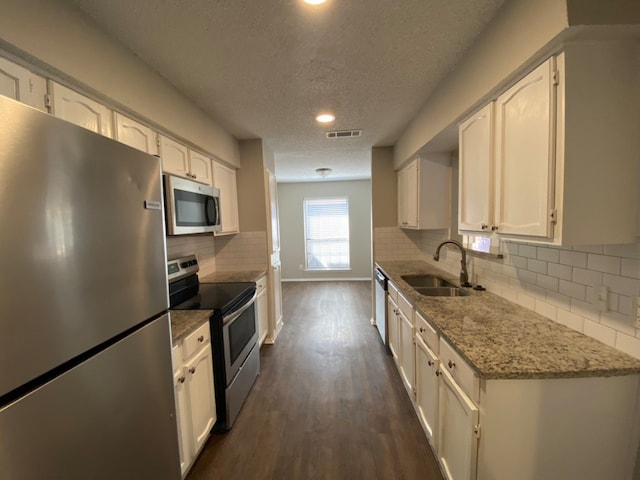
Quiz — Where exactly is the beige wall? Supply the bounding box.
[371,147,397,229]
[0,0,239,167]
[278,180,372,280]
[394,0,569,166]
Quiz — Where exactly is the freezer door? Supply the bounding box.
[0,96,168,397]
[0,314,180,480]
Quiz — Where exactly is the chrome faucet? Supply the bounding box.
[433,240,471,287]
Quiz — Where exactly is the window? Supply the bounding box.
[303,197,350,270]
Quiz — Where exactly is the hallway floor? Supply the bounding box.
[188,281,443,480]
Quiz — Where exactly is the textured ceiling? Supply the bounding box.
[68,0,506,182]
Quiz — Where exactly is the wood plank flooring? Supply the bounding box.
[188,281,443,480]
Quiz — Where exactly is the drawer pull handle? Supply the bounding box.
[178,376,185,384]
[188,367,196,374]
[448,360,455,369]
[197,335,205,342]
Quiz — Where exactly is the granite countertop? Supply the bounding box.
[377,260,640,380]
[200,270,267,283]
[170,310,213,344]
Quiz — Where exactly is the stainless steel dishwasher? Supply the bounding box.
[374,268,389,351]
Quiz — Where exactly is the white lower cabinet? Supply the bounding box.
[256,274,269,346]
[172,321,216,478]
[415,334,438,448]
[387,282,400,365]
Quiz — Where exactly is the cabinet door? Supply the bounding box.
[459,103,493,232]
[159,135,190,178]
[0,57,46,111]
[257,288,268,346]
[438,368,479,480]
[399,309,415,397]
[398,160,418,228]
[387,296,399,364]
[184,343,216,456]
[416,335,439,449]
[114,112,157,154]
[49,81,113,137]
[494,58,555,238]
[271,263,283,332]
[188,150,213,186]
[267,169,281,253]
[212,161,240,235]
[173,365,191,477]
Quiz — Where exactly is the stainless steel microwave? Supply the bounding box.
[163,174,221,235]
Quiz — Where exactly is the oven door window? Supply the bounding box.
[174,189,216,226]
[228,306,257,366]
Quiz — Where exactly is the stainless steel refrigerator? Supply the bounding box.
[0,96,180,479]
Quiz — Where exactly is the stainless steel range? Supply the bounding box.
[168,255,260,431]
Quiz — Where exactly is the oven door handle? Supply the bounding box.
[222,292,257,326]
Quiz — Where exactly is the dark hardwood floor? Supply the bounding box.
[188,281,443,480]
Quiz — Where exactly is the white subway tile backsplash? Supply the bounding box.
[503,242,519,255]
[600,311,636,337]
[501,288,518,302]
[511,256,528,269]
[559,280,587,300]
[617,295,633,317]
[517,269,538,285]
[548,263,573,281]
[537,247,560,263]
[604,243,640,259]
[557,309,584,332]
[586,254,621,275]
[537,274,559,292]
[519,245,537,259]
[559,250,587,268]
[535,300,557,320]
[621,258,640,279]
[572,268,603,287]
[602,274,640,297]
[615,333,640,359]
[517,292,535,309]
[570,298,599,322]
[583,319,616,346]
[545,291,571,311]
[573,245,604,254]
[527,259,548,274]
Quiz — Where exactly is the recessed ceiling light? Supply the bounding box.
[316,113,335,123]
[304,0,326,4]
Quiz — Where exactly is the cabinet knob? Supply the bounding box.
[427,360,434,367]
[491,225,499,232]
[448,360,455,369]
[178,376,185,384]
[188,366,196,374]
[197,335,204,343]
[401,222,408,226]
[435,370,441,376]
[419,327,425,333]
[481,224,488,230]
[192,173,197,179]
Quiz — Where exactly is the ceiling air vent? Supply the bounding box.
[326,129,362,139]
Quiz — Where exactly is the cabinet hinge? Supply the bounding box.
[552,70,559,86]
[474,424,481,438]
[549,209,557,223]
[156,136,161,148]
[44,93,52,110]
[28,79,35,94]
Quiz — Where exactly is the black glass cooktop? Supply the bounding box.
[172,282,256,316]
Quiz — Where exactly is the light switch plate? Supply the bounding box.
[635,297,640,329]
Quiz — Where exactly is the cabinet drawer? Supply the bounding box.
[256,275,267,293]
[398,291,413,322]
[439,337,479,403]
[415,311,438,353]
[183,321,211,359]
[388,281,399,303]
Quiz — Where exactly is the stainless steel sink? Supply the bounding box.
[401,275,456,289]
[413,286,470,297]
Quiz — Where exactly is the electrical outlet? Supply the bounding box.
[635,297,640,329]
[590,285,608,313]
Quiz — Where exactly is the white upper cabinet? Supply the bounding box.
[114,112,157,155]
[188,150,213,186]
[158,135,190,178]
[0,57,46,111]
[212,160,240,235]
[494,58,555,238]
[458,103,494,233]
[458,41,640,245]
[49,81,113,137]
[398,155,451,230]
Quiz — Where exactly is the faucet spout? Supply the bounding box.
[433,239,471,287]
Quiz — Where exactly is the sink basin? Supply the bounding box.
[401,275,456,289]
[413,287,471,297]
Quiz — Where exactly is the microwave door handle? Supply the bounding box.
[215,196,221,226]
[205,197,216,226]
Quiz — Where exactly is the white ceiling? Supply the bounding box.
[68,0,506,182]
